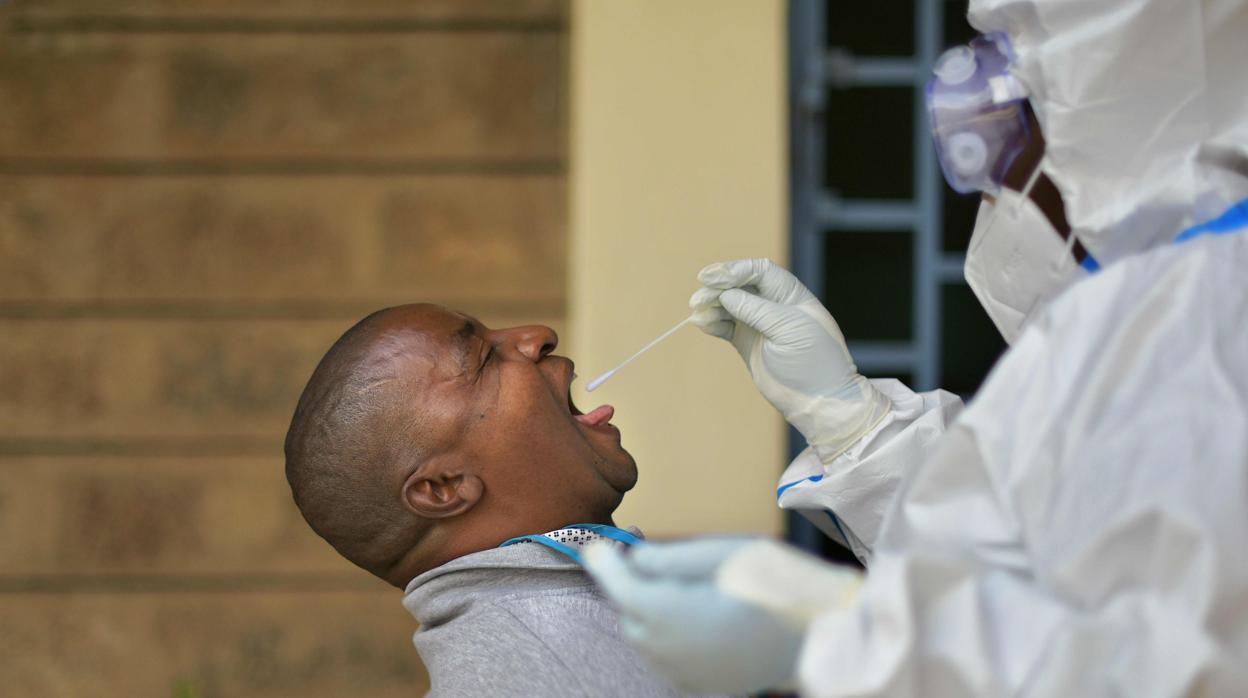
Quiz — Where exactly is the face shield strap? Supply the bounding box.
[1056,216,1080,268]
[970,156,1046,257]
[1024,164,1094,271]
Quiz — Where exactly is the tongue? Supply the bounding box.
[574,404,614,428]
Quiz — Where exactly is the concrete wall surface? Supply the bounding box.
[0,1,569,694]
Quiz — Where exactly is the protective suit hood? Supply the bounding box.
[968,0,1248,266]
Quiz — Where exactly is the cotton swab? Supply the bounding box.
[585,317,692,392]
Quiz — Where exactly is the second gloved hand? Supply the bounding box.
[583,537,863,695]
[690,258,892,461]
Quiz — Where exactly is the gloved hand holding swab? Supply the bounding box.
[585,317,692,392]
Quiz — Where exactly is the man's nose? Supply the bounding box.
[501,325,558,362]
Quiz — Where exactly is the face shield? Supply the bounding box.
[926,33,1031,195]
[967,0,1248,267]
[937,1,1248,342]
[925,32,1087,345]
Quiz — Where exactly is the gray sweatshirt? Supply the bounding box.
[402,534,731,698]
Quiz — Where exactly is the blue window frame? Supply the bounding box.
[786,1,1004,559]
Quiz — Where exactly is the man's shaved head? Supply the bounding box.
[284,308,431,579]
[285,304,637,587]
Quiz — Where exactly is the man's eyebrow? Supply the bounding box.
[453,320,475,342]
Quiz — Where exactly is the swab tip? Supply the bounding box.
[585,370,614,392]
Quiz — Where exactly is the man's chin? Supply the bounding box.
[599,449,638,494]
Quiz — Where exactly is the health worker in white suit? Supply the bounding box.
[584,1,1248,695]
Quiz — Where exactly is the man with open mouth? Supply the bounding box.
[284,303,727,697]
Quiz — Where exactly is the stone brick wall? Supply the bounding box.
[0,1,567,695]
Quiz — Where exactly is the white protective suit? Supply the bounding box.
[774,0,1248,695]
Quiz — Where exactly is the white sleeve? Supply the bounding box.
[795,422,1234,698]
[796,549,1228,698]
[798,234,1248,697]
[777,378,963,560]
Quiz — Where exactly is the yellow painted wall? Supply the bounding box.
[569,0,787,537]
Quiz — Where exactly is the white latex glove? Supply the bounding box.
[583,537,862,694]
[690,258,892,461]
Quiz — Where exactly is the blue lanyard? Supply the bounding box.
[499,524,642,566]
[1080,197,1248,272]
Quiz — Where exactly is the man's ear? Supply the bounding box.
[401,460,484,519]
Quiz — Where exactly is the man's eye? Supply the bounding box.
[477,346,493,379]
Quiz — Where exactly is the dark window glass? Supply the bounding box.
[942,187,981,253]
[939,283,1007,395]
[818,530,866,567]
[825,87,914,199]
[943,0,980,48]
[827,4,915,57]
[866,372,914,386]
[822,231,912,341]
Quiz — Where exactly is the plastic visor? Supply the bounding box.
[926,33,1031,194]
